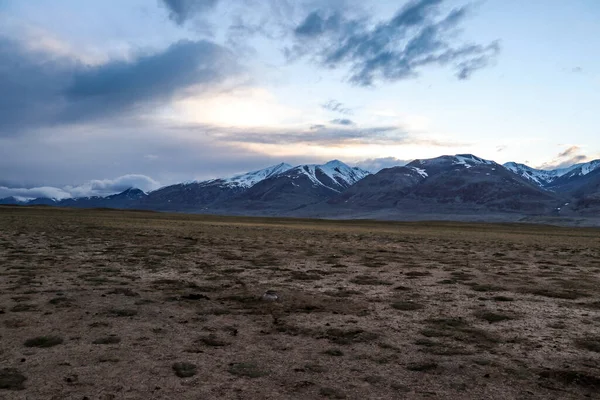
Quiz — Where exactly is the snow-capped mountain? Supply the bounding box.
[411,154,495,169]
[503,159,600,189]
[551,160,600,182]
[0,196,22,205]
[4,188,148,209]
[9,154,600,219]
[503,162,579,186]
[218,160,371,211]
[329,154,560,213]
[138,161,370,212]
[207,163,293,189]
[280,160,370,193]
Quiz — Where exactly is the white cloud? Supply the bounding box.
[0,174,161,200]
[64,174,161,197]
[353,157,409,173]
[0,186,72,200]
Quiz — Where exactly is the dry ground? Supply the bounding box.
[1,206,599,400]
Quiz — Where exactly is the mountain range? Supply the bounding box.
[3,155,600,223]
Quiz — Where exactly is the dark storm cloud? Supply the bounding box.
[0,36,239,135]
[160,0,220,25]
[330,118,355,126]
[63,40,237,122]
[290,0,500,86]
[0,37,72,134]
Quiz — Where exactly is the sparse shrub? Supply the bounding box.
[304,363,328,373]
[323,349,344,356]
[406,362,438,372]
[324,289,361,298]
[319,387,347,398]
[575,336,600,353]
[172,362,197,378]
[10,304,37,312]
[471,284,505,292]
[92,336,121,345]
[198,334,230,347]
[492,296,514,302]
[438,279,456,284]
[289,271,322,281]
[107,288,139,297]
[325,328,378,345]
[49,297,73,306]
[421,318,499,347]
[0,368,26,390]
[350,275,391,286]
[228,362,268,378]
[449,271,475,281]
[24,335,64,348]
[405,271,431,278]
[107,308,137,317]
[363,375,384,384]
[475,311,515,323]
[392,301,424,311]
[539,370,600,389]
[527,288,585,300]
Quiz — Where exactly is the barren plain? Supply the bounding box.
[1,207,599,399]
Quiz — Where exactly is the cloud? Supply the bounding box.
[195,124,404,145]
[538,145,591,170]
[289,0,500,86]
[63,40,238,122]
[0,174,161,200]
[0,186,72,201]
[175,122,466,147]
[65,175,161,197]
[330,118,355,126]
[0,35,240,135]
[557,145,580,158]
[322,100,353,115]
[353,157,410,173]
[160,0,220,25]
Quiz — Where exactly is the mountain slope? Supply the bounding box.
[328,154,562,214]
[220,161,370,211]
[0,197,23,205]
[328,166,425,207]
[140,163,293,211]
[503,160,600,190]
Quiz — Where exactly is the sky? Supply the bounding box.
[1,0,599,199]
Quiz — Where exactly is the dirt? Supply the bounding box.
[0,206,599,399]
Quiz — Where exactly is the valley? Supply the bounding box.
[1,207,599,399]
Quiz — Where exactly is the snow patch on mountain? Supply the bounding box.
[283,161,370,192]
[454,154,494,167]
[410,167,428,178]
[224,163,293,188]
[319,160,370,187]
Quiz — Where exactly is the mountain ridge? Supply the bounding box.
[3,154,600,221]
